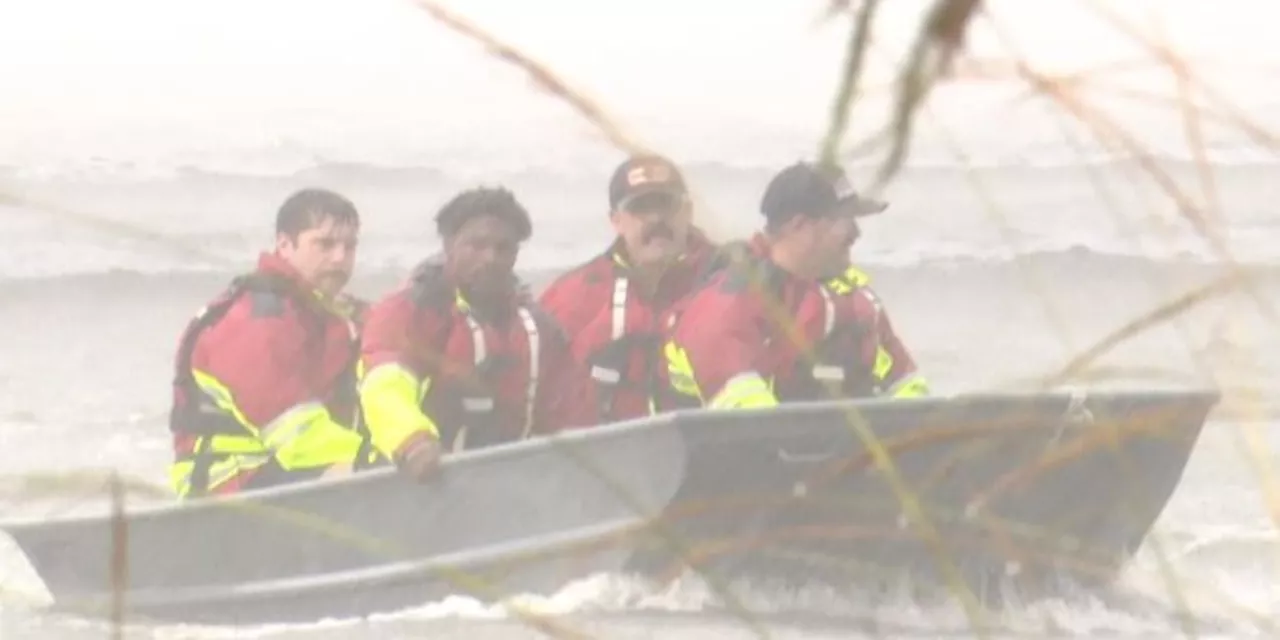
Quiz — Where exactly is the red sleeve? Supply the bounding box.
[537,270,593,337]
[191,296,319,428]
[533,318,599,433]
[360,288,450,378]
[672,288,769,400]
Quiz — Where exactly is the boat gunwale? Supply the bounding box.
[0,387,1221,533]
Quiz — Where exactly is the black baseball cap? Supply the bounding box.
[760,161,887,225]
[608,154,688,210]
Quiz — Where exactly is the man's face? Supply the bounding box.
[276,214,358,298]
[610,190,692,267]
[445,214,521,297]
[795,212,861,277]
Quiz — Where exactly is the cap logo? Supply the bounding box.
[627,162,672,187]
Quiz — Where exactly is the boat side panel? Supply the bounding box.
[638,390,1215,596]
[4,418,687,598]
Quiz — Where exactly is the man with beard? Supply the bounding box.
[539,154,716,424]
[358,187,590,479]
[662,161,928,411]
[167,188,379,499]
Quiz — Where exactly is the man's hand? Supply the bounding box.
[393,431,443,483]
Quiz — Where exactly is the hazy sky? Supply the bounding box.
[0,0,1274,160]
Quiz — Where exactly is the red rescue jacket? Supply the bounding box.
[539,229,716,424]
[360,259,592,454]
[661,234,912,408]
[168,252,371,496]
[825,268,922,396]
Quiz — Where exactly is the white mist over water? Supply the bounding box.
[0,0,1276,178]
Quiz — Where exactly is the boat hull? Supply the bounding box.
[635,390,1212,600]
[1,389,1217,625]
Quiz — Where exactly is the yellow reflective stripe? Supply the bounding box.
[888,374,929,398]
[192,368,362,469]
[259,401,327,450]
[202,434,265,454]
[455,289,473,315]
[843,265,871,287]
[191,369,258,436]
[268,409,366,471]
[823,265,871,296]
[663,340,703,401]
[871,345,929,397]
[709,372,778,410]
[359,362,440,458]
[873,346,894,381]
[274,434,364,470]
[169,453,271,498]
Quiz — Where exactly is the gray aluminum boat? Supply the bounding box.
[0,389,1218,626]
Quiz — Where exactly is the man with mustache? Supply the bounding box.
[167,188,379,499]
[662,161,928,412]
[539,154,716,424]
[358,187,589,479]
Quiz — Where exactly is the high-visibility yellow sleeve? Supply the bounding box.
[359,362,441,459]
[190,368,362,471]
[887,374,930,398]
[708,372,779,410]
[259,401,367,470]
[664,340,704,402]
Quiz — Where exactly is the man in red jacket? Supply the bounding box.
[167,188,380,499]
[540,154,716,424]
[359,187,591,467]
[663,161,928,410]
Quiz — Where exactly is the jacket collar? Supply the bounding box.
[607,226,715,275]
[254,252,350,317]
[408,253,528,321]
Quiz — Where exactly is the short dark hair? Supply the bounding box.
[276,188,360,237]
[435,186,533,242]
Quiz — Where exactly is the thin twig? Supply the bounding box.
[870,0,983,193]
[818,0,883,169]
[1039,269,1256,388]
[407,0,649,156]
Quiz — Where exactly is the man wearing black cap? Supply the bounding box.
[661,160,927,412]
[540,154,717,424]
